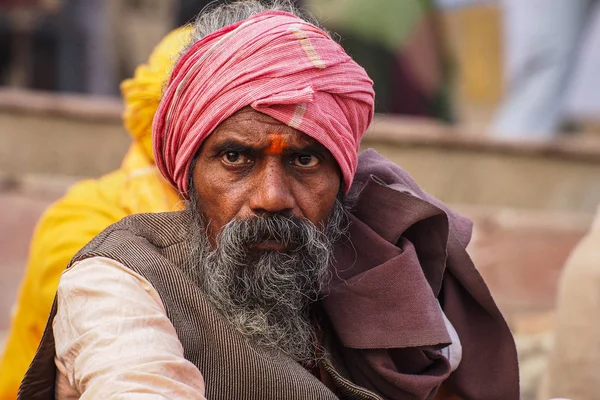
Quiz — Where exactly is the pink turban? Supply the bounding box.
[153,10,374,197]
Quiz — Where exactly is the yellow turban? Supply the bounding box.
[121,26,193,162]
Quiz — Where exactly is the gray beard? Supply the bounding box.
[186,196,347,364]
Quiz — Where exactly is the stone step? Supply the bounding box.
[2,89,600,214]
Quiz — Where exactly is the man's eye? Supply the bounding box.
[222,151,248,165]
[292,154,319,168]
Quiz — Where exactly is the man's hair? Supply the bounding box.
[186,0,329,49]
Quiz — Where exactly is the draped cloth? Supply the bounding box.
[324,149,520,399]
[152,11,375,197]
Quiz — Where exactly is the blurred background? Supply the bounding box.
[1,0,600,398]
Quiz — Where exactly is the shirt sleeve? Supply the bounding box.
[53,256,206,399]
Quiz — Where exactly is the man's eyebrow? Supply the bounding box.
[212,140,257,155]
[282,143,329,156]
[212,139,328,157]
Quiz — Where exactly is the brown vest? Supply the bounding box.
[18,210,381,400]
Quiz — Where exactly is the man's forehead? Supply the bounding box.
[208,107,324,149]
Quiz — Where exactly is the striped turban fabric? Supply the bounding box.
[152,10,375,197]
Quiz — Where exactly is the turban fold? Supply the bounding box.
[153,11,375,197]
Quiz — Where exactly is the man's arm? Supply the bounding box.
[54,256,206,399]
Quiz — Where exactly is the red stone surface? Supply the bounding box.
[468,214,586,317]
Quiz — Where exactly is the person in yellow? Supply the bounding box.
[0,27,192,399]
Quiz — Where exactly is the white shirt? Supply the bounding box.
[53,257,206,399]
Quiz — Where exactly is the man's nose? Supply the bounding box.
[249,162,295,215]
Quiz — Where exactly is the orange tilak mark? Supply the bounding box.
[265,133,286,155]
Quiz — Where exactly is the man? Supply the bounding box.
[19,1,519,399]
[0,27,190,400]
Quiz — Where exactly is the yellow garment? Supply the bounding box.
[121,26,192,161]
[0,27,191,399]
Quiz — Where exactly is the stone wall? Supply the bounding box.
[2,89,600,213]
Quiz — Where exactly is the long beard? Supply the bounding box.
[186,197,347,364]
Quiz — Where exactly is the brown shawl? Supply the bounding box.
[324,149,519,399]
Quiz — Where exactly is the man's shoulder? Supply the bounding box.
[109,210,192,243]
[70,210,192,267]
[354,149,473,248]
[355,148,428,198]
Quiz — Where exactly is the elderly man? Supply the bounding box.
[19,1,519,399]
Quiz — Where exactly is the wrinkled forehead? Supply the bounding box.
[206,107,334,155]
